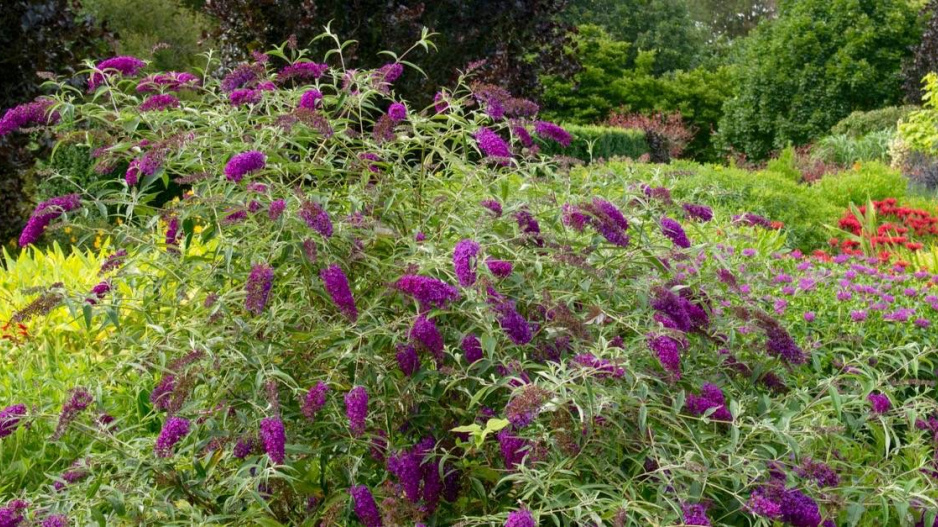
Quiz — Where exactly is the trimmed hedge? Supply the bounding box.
[538,124,647,162]
[830,105,917,137]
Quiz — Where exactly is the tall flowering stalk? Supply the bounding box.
[154,417,190,457]
[224,151,266,182]
[320,265,358,321]
[259,417,286,464]
[245,264,274,316]
[345,386,368,437]
[19,194,81,247]
[453,239,481,287]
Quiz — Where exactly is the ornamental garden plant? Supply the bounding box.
[1,31,938,527]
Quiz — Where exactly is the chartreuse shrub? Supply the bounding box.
[1,31,938,527]
[536,124,647,162]
[830,106,917,138]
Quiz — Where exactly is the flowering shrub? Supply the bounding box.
[1,32,937,527]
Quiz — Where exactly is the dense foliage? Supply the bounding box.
[536,124,647,162]
[2,33,938,527]
[201,0,577,106]
[718,0,921,160]
[540,25,733,160]
[0,0,113,245]
[81,0,212,71]
[903,0,938,103]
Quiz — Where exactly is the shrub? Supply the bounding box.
[81,0,213,72]
[718,0,920,160]
[813,161,908,208]
[3,33,938,527]
[830,106,917,137]
[607,111,694,162]
[669,165,841,250]
[0,0,113,246]
[536,124,646,162]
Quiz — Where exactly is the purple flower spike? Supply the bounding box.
[453,239,481,287]
[461,334,483,363]
[868,393,891,414]
[661,217,691,248]
[349,485,382,527]
[299,89,323,110]
[19,194,81,247]
[320,264,358,321]
[302,381,329,421]
[345,386,369,437]
[475,127,512,163]
[505,508,536,527]
[259,417,286,464]
[245,264,274,315]
[395,275,460,311]
[224,151,266,182]
[155,416,190,457]
[388,102,407,122]
[486,259,513,278]
[534,121,572,147]
[0,404,27,438]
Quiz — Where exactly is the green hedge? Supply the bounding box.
[539,124,647,162]
[595,159,909,251]
[830,106,917,137]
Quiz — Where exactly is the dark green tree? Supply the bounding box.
[718,0,921,160]
[563,0,706,74]
[540,25,733,159]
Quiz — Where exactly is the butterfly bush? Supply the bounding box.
[1,30,936,527]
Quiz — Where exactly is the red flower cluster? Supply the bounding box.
[832,198,938,257]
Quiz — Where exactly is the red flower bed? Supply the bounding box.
[831,198,938,258]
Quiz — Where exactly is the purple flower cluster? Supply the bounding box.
[491,296,533,345]
[137,71,200,92]
[0,500,27,527]
[683,203,714,222]
[461,334,483,363]
[19,194,81,247]
[0,98,58,135]
[497,428,528,469]
[410,315,445,365]
[486,259,513,277]
[259,417,286,464]
[534,121,572,147]
[746,485,822,527]
[299,200,333,237]
[299,89,323,110]
[301,381,329,421]
[685,383,732,421]
[481,199,503,217]
[795,458,839,488]
[505,508,536,527]
[155,416,190,457]
[52,387,93,440]
[453,239,481,287]
[433,91,449,113]
[475,127,512,162]
[386,437,444,510]
[396,344,420,375]
[245,264,274,315]
[868,392,891,414]
[388,102,407,122]
[139,94,179,112]
[220,63,262,92]
[229,88,263,106]
[682,503,711,526]
[395,275,460,311]
[570,353,625,378]
[41,515,68,527]
[345,386,369,437]
[89,56,146,91]
[733,212,774,229]
[278,62,328,82]
[647,334,682,379]
[0,404,27,438]
[267,199,286,220]
[661,216,691,248]
[349,485,382,527]
[224,151,266,182]
[321,265,358,321]
[563,198,631,247]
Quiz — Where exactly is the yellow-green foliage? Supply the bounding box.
[812,161,907,207]
[0,243,114,353]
